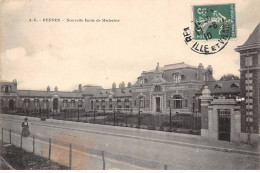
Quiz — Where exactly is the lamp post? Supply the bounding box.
[170,106,172,131]
[113,107,116,126]
[138,99,141,128]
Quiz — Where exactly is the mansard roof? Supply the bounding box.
[197,80,240,95]
[236,23,260,51]
[92,87,132,98]
[143,62,197,73]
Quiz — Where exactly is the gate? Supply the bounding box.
[218,109,231,141]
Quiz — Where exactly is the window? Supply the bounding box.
[139,97,145,108]
[1,99,4,107]
[78,100,83,107]
[4,86,9,93]
[204,74,208,81]
[34,99,39,109]
[43,99,49,108]
[173,94,182,109]
[154,85,161,92]
[185,99,188,107]
[173,74,181,83]
[245,56,252,67]
[62,100,68,108]
[91,100,94,110]
[125,99,130,108]
[71,100,76,108]
[134,100,137,107]
[139,78,144,86]
[24,99,30,108]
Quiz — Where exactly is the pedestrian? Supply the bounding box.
[22,117,30,137]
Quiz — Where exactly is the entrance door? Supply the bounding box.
[218,109,231,141]
[156,97,160,112]
[53,98,59,113]
[9,99,15,110]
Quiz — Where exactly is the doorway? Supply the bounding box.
[218,109,231,141]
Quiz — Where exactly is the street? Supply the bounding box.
[0,114,259,169]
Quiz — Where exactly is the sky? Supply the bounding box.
[1,0,260,91]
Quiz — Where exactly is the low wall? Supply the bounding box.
[240,133,260,145]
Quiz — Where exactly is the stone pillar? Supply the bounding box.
[199,86,213,137]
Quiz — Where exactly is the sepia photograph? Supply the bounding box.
[0,0,259,170]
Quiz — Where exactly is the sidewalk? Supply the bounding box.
[1,114,259,157]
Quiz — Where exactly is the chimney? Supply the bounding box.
[13,79,17,91]
[198,63,204,80]
[78,84,82,92]
[206,65,213,81]
[127,82,132,88]
[47,86,50,92]
[112,82,116,92]
[55,86,58,92]
[119,82,125,89]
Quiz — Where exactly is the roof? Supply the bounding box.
[83,85,103,95]
[236,23,260,51]
[92,87,132,98]
[144,62,197,73]
[18,90,83,98]
[196,80,240,95]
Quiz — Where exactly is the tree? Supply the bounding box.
[220,74,239,81]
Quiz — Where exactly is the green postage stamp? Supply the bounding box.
[193,4,236,40]
[183,3,236,54]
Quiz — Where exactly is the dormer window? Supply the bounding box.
[4,86,10,93]
[139,78,144,86]
[215,84,222,89]
[231,83,239,88]
[173,74,181,83]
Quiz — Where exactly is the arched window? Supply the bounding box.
[139,96,145,108]
[173,94,182,109]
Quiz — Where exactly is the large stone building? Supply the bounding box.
[0,81,84,113]
[1,62,242,116]
[235,23,260,134]
[85,62,216,114]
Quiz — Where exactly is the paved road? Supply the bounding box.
[0,114,259,170]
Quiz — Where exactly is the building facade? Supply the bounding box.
[235,23,260,133]
[0,82,84,113]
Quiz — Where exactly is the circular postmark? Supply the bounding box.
[183,4,236,55]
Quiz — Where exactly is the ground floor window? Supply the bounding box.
[173,94,182,109]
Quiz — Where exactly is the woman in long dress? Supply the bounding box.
[22,117,30,137]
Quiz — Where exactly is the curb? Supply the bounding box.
[1,115,259,158]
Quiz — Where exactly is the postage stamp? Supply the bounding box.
[183,4,236,54]
[193,4,236,40]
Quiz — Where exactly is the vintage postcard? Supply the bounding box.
[0,0,259,170]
